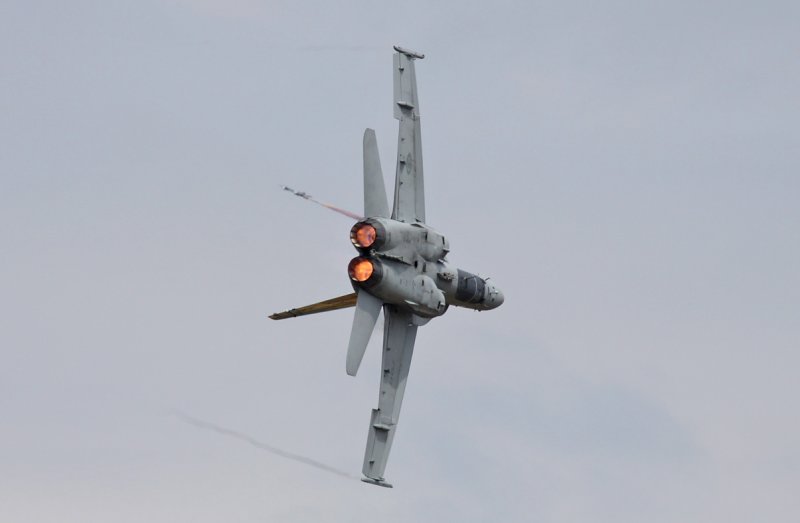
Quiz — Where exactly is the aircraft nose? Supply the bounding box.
[485,284,504,309]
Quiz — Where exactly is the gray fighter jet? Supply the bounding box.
[270,46,504,488]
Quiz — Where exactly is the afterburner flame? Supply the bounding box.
[351,223,377,248]
[348,257,374,282]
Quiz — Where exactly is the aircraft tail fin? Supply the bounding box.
[346,290,383,376]
[363,129,390,218]
[269,293,357,320]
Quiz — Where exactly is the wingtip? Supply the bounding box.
[361,477,393,488]
[393,45,424,59]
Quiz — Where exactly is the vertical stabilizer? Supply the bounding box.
[363,129,390,218]
[346,291,383,376]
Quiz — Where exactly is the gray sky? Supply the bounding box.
[2,1,799,521]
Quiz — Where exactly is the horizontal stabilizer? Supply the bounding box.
[346,291,383,376]
[269,293,357,320]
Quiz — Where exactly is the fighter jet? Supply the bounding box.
[270,46,504,487]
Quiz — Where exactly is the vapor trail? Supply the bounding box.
[172,411,359,481]
[280,185,363,220]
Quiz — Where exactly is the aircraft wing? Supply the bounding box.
[361,305,418,486]
[391,47,425,224]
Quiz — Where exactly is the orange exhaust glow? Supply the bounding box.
[348,258,374,282]
[351,223,377,248]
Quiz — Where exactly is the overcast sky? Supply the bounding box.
[1,1,798,521]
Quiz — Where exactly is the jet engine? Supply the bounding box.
[350,218,449,262]
[347,256,384,288]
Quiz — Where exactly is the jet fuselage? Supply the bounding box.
[348,218,504,319]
